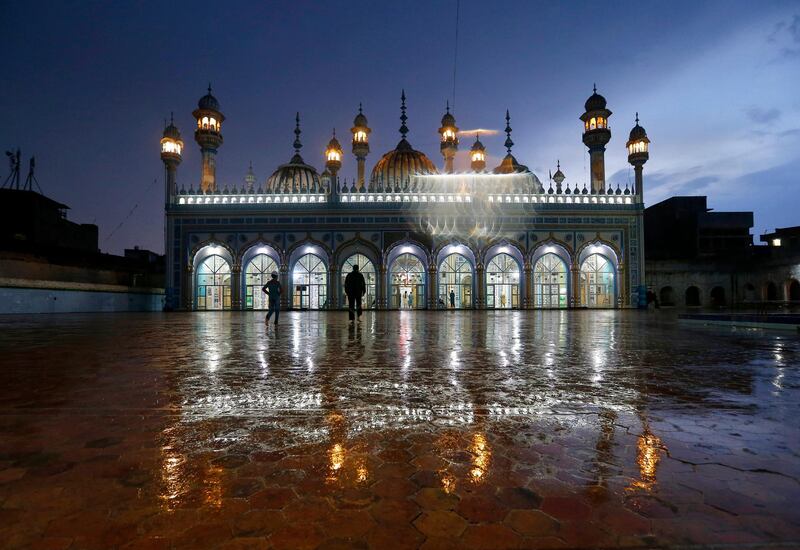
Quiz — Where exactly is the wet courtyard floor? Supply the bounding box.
[0,310,798,549]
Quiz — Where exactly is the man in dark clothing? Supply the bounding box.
[449,289,456,308]
[344,264,366,322]
[262,271,281,325]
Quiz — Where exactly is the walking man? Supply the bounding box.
[449,289,456,308]
[344,264,366,322]
[262,271,281,326]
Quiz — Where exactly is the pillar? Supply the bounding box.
[634,164,644,197]
[378,264,387,309]
[184,264,194,310]
[589,148,606,193]
[280,263,290,310]
[570,264,580,308]
[329,264,339,309]
[523,262,532,309]
[617,262,626,308]
[231,264,242,309]
[356,157,366,190]
[427,263,437,309]
[475,263,485,309]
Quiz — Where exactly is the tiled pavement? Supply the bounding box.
[0,310,798,549]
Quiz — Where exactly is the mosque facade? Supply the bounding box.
[160,87,651,311]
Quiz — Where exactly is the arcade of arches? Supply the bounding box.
[191,243,621,310]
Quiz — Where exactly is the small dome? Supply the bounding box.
[629,119,647,141]
[198,85,220,112]
[353,104,368,128]
[493,153,529,174]
[370,139,438,187]
[441,111,455,127]
[327,134,342,152]
[163,122,181,140]
[470,136,485,152]
[267,153,321,193]
[584,86,607,112]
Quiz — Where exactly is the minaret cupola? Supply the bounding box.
[580,84,612,193]
[192,84,225,192]
[351,104,371,189]
[470,134,486,172]
[438,101,459,173]
[627,113,650,196]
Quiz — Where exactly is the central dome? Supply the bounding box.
[370,138,438,188]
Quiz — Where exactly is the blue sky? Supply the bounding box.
[2,1,798,253]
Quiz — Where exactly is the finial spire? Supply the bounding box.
[399,89,408,139]
[446,100,450,114]
[635,111,639,124]
[358,102,363,114]
[293,112,302,153]
[170,112,174,124]
[557,159,561,170]
[208,83,212,94]
[332,127,336,137]
[593,83,597,93]
[504,110,514,154]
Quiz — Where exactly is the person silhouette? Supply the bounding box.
[344,264,366,322]
[449,289,455,308]
[262,271,281,326]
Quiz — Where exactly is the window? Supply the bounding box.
[196,255,231,310]
[390,253,426,309]
[244,254,279,310]
[341,254,377,309]
[292,254,327,310]
[485,253,520,309]
[438,253,473,309]
[534,253,568,308]
[580,254,614,308]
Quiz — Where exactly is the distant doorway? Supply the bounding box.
[685,286,701,307]
[659,286,675,307]
[710,286,726,307]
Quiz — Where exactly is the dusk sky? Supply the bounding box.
[3,1,799,254]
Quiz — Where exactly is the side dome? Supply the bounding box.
[267,153,321,193]
[370,139,438,188]
[163,121,181,140]
[629,122,647,141]
[353,111,368,127]
[585,88,607,112]
[198,86,220,111]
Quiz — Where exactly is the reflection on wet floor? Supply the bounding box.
[0,310,799,548]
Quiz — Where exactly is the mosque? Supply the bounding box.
[160,87,650,311]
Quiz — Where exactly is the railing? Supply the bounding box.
[178,193,327,205]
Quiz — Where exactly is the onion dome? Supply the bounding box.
[370,90,438,187]
[584,84,606,112]
[353,103,368,127]
[327,131,342,153]
[552,160,565,185]
[441,101,456,127]
[266,113,321,193]
[163,113,181,140]
[470,134,485,153]
[198,84,220,111]
[629,113,647,141]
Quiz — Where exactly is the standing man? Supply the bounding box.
[449,289,456,309]
[344,264,366,322]
[262,271,281,326]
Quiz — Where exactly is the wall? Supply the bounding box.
[0,278,163,314]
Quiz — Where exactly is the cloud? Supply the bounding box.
[767,13,800,59]
[745,106,781,124]
[458,128,499,137]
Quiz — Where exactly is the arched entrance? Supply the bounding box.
[341,254,377,309]
[743,283,756,302]
[533,253,568,308]
[710,286,726,307]
[659,286,675,306]
[580,253,615,308]
[196,255,232,310]
[292,253,328,310]
[389,253,426,309]
[685,286,701,307]
[485,253,520,309]
[788,279,799,302]
[766,282,778,301]
[244,254,279,310]
[438,253,473,309]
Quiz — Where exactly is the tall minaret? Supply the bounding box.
[626,113,650,197]
[160,113,183,205]
[351,104,371,190]
[244,162,256,192]
[192,85,224,193]
[580,85,612,193]
[324,129,343,198]
[470,134,486,172]
[439,101,458,173]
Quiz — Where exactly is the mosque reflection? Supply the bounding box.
[153,310,759,511]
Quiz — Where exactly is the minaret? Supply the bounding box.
[580,85,612,193]
[350,104,370,190]
[324,129,343,198]
[192,84,224,193]
[626,113,650,197]
[439,101,459,173]
[244,162,256,192]
[470,133,486,172]
[160,114,183,205]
